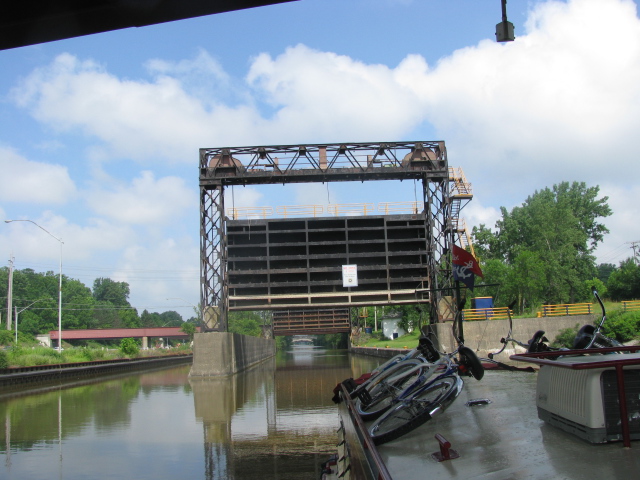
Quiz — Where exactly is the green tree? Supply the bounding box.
[228,311,262,337]
[93,278,131,306]
[141,309,161,327]
[119,337,140,356]
[597,263,617,285]
[91,278,140,328]
[473,182,611,307]
[60,279,95,329]
[159,311,183,326]
[607,258,640,301]
[316,333,348,349]
[180,322,196,342]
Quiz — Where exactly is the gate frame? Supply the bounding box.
[199,142,458,331]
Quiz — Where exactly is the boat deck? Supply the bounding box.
[375,369,640,479]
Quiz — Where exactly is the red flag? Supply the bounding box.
[452,245,483,277]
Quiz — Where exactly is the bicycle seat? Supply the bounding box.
[417,336,440,362]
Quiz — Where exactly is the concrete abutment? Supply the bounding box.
[189,332,276,376]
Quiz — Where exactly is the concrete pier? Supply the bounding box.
[189,332,276,376]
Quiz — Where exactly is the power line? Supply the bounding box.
[628,240,640,265]
[596,243,630,264]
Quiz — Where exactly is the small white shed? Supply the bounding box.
[381,313,406,340]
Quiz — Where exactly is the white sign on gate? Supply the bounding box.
[342,264,358,287]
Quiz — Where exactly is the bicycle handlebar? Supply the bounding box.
[587,287,608,349]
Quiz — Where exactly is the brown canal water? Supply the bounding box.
[0,346,381,480]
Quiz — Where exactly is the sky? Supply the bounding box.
[1,0,640,321]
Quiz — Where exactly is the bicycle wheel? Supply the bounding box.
[368,375,462,445]
[355,359,428,421]
[573,325,595,349]
[458,346,484,380]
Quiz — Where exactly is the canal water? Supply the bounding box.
[0,346,381,480]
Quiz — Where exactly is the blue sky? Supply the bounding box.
[2,0,640,320]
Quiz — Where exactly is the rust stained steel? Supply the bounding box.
[199,141,455,331]
[200,141,448,186]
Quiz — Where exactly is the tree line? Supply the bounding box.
[0,270,193,336]
[472,181,637,312]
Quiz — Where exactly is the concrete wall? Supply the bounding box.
[189,331,276,376]
[351,314,597,362]
[432,314,595,360]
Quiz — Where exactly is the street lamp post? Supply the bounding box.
[5,220,64,351]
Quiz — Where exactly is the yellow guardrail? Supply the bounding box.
[622,300,640,312]
[538,303,593,317]
[327,203,375,216]
[228,206,274,219]
[276,205,324,218]
[377,202,420,215]
[462,307,512,321]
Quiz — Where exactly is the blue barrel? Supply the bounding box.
[472,297,493,309]
[365,327,373,334]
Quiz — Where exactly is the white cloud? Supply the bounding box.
[593,182,640,264]
[87,171,196,225]
[10,53,250,163]
[413,0,640,200]
[0,146,76,204]
[462,201,501,231]
[12,0,639,201]
[246,44,424,141]
[112,236,200,316]
[224,185,264,209]
[2,212,134,263]
[6,0,640,310]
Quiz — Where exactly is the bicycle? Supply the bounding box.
[572,288,623,350]
[366,298,484,445]
[366,339,483,445]
[489,288,622,360]
[353,335,441,421]
[488,300,556,359]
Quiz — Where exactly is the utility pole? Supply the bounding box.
[6,255,14,330]
[628,241,640,265]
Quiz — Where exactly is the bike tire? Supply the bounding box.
[355,359,428,421]
[368,375,462,445]
[458,346,484,380]
[573,324,595,349]
[370,347,423,376]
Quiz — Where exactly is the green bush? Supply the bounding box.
[601,310,640,343]
[552,324,580,348]
[0,329,14,346]
[119,338,140,357]
[0,350,8,369]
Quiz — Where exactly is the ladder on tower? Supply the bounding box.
[448,167,476,258]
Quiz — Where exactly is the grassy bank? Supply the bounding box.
[353,330,421,349]
[0,344,192,368]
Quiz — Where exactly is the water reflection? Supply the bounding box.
[0,346,381,479]
[192,346,373,479]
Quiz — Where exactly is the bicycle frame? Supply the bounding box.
[583,288,622,350]
[393,353,459,404]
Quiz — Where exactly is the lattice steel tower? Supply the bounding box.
[199,142,470,332]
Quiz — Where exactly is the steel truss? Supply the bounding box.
[200,142,456,331]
